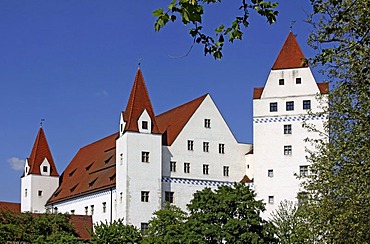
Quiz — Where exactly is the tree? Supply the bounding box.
[142,203,188,243]
[302,0,370,242]
[92,219,142,244]
[153,0,278,59]
[184,183,276,243]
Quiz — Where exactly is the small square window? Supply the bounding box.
[286,101,294,111]
[300,165,309,177]
[165,191,174,203]
[170,161,176,172]
[219,143,225,154]
[279,79,284,85]
[203,142,209,152]
[141,223,148,232]
[268,196,274,204]
[284,124,292,134]
[223,166,229,176]
[141,191,149,202]
[70,210,75,215]
[203,164,209,175]
[270,102,278,112]
[184,162,190,173]
[204,119,211,128]
[38,190,43,197]
[296,77,302,84]
[141,151,150,163]
[284,145,292,155]
[268,169,274,177]
[187,140,194,151]
[303,100,311,110]
[142,121,148,129]
[43,166,48,172]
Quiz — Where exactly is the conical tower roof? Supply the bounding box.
[123,69,160,134]
[27,127,59,176]
[272,32,308,70]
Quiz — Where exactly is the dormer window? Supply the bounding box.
[43,166,48,173]
[142,121,148,130]
[279,79,285,85]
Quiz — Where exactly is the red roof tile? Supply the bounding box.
[0,201,21,212]
[156,94,207,146]
[48,133,118,204]
[272,32,308,70]
[69,215,93,241]
[317,82,329,94]
[253,87,264,99]
[240,175,253,183]
[124,69,160,134]
[27,128,59,177]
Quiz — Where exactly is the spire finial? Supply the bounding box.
[40,119,45,128]
[138,57,142,69]
[290,20,296,32]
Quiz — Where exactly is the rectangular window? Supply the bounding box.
[141,191,149,202]
[90,205,94,215]
[165,191,174,203]
[43,166,48,172]
[187,140,194,151]
[296,77,302,84]
[284,124,292,134]
[300,165,309,177]
[223,166,229,176]
[85,206,88,215]
[102,202,106,213]
[284,145,292,155]
[286,101,294,111]
[303,100,311,110]
[268,196,274,204]
[170,161,176,172]
[70,210,75,215]
[270,102,278,112]
[203,164,209,175]
[141,223,148,232]
[38,190,42,197]
[268,169,274,177]
[120,192,123,203]
[203,142,209,152]
[25,189,28,197]
[141,151,150,163]
[53,207,58,213]
[142,121,148,129]
[204,119,211,128]
[184,162,190,173]
[219,143,225,154]
[279,78,284,85]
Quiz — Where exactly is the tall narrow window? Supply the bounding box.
[223,166,229,176]
[300,165,309,176]
[268,169,274,177]
[203,164,209,175]
[303,100,311,110]
[165,191,174,203]
[170,161,176,172]
[219,143,225,154]
[141,191,149,202]
[187,140,194,151]
[141,223,148,232]
[43,166,48,172]
[25,189,27,197]
[85,206,88,215]
[102,202,106,213]
[38,190,43,197]
[284,124,292,134]
[284,145,292,155]
[204,119,211,128]
[184,162,190,173]
[120,192,123,203]
[142,121,148,129]
[203,142,209,152]
[279,79,285,85]
[90,205,94,215]
[268,196,274,204]
[270,102,278,112]
[286,101,294,111]
[141,151,150,163]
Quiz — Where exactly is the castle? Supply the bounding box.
[20,32,328,229]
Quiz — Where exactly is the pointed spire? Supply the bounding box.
[123,69,160,134]
[27,127,59,176]
[272,32,308,70]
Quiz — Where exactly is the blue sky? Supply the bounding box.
[0,1,322,202]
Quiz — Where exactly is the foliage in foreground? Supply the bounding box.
[92,219,142,244]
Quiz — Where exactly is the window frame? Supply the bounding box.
[141,151,150,163]
[141,191,149,202]
[219,143,225,154]
[300,165,309,177]
[223,166,229,176]
[187,140,194,151]
[204,119,211,128]
[303,100,311,110]
[270,102,278,112]
[284,124,292,134]
[170,161,176,172]
[284,145,292,155]
[203,164,209,175]
[279,78,285,85]
[268,169,274,178]
[142,121,148,130]
[268,196,274,204]
[296,77,302,84]
[203,142,209,152]
[286,101,294,111]
[165,191,174,203]
[184,162,190,173]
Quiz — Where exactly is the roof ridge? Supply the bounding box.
[157,93,208,117]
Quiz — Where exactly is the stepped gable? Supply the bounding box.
[123,69,160,134]
[272,32,308,70]
[27,127,59,176]
[48,133,118,204]
[156,94,207,146]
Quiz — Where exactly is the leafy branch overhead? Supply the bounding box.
[153,0,278,59]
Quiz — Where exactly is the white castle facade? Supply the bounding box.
[20,32,328,228]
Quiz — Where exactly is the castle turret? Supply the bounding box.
[21,126,59,213]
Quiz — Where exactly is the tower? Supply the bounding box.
[253,32,328,218]
[21,126,59,213]
[115,68,162,229]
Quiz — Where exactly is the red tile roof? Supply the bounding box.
[253,87,264,99]
[272,32,308,70]
[317,82,329,94]
[156,94,207,146]
[123,69,160,134]
[240,175,253,183]
[27,127,59,177]
[69,215,93,241]
[0,201,21,212]
[48,133,118,204]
